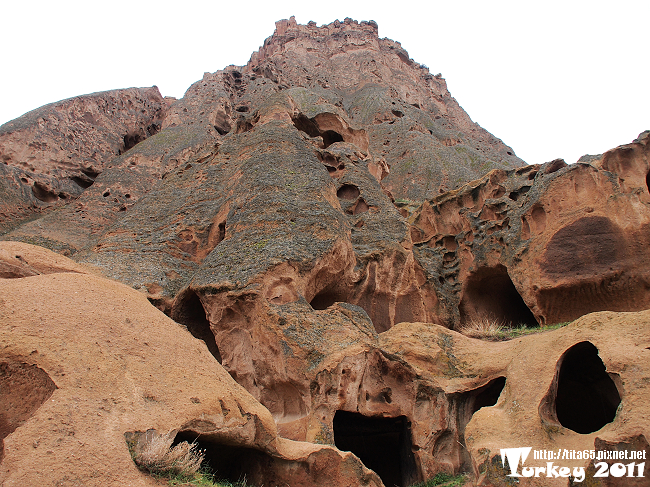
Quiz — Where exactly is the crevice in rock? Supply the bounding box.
[31,181,59,203]
[121,132,146,154]
[171,431,275,485]
[541,341,621,434]
[0,359,57,462]
[171,290,222,363]
[333,411,419,487]
[459,264,537,327]
[70,174,95,189]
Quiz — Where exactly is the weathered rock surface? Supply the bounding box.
[410,129,650,328]
[0,87,167,234]
[0,242,382,487]
[1,16,650,487]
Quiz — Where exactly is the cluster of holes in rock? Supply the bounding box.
[553,341,621,434]
[172,431,275,486]
[172,291,221,363]
[459,264,537,327]
[333,411,419,487]
[0,360,57,462]
[292,113,344,149]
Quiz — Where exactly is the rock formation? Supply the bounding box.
[0,16,649,487]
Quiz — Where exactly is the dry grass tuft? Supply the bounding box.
[133,432,204,477]
[457,317,506,340]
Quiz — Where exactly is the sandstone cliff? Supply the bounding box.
[0,17,648,487]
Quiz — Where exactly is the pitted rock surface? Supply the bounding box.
[0,16,649,487]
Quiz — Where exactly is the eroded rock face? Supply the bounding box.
[0,242,382,487]
[0,87,168,234]
[1,16,649,487]
[410,130,650,327]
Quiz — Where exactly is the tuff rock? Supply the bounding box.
[1,17,649,487]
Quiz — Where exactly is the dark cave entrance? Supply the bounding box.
[470,376,506,414]
[333,411,419,487]
[309,288,345,310]
[459,265,537,327]
[172,431,275,485]
[171,290,221,363]
[554,341,621,434]
[322,130,344,148]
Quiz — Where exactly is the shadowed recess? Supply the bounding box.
[172,431,276,486]
[171,290,222,363]
[459,264,537,326]
[333,411,419,487]
[554,342,621,434]
[0,359,57,462]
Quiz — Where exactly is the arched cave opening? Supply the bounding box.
[333,411,419,487]
[310,288,345,310]
[322,130,344,148]
[554,341,621,434]
[172,431,275,485]
[471,376,506,414]
[459,265,537,327]
[172,291,221,363]
[646,171,650,195]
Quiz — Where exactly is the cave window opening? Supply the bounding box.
[646,171,650,195]
[173,291,221,363]
[171,431,272,485]
[333,411,419,487]
[554,341,621,434]
[322,130,344,148]
[310,289,343,310]
[459,265,537,327]
[471,377,506,414]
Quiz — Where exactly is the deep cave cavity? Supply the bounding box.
[291,113,344,149]
[172,431,276,485]
[171,291,221,363]
[0,359,57,462]
[121,132,146,154]
[310,288,347,310]
[459,265,537,327]
[333,411,419,487]
[471,376,506,414]
[646,170,650,195]
[551,342,621,434]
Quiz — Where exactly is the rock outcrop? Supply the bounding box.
[1,16,649,487]
[0,242,382,487]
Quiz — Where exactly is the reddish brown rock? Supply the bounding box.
[409,130,650,328]
[0,242,382,487]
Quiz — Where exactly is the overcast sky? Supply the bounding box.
[2,1,647,165]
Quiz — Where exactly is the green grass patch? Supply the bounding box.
[411,472,468,486]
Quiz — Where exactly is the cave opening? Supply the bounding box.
[646,171,650,195]
[172,431,274,485]
[322,130,344,148]
[121,132,145,153]
[554,341,621,434]
[310,289,344,310]
[471,376,506,414]
[337,184,360,200]
[172,291,221,363]
[333,410,419,487]
[459,265,537,327]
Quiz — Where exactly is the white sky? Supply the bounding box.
[2,0,647,165]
